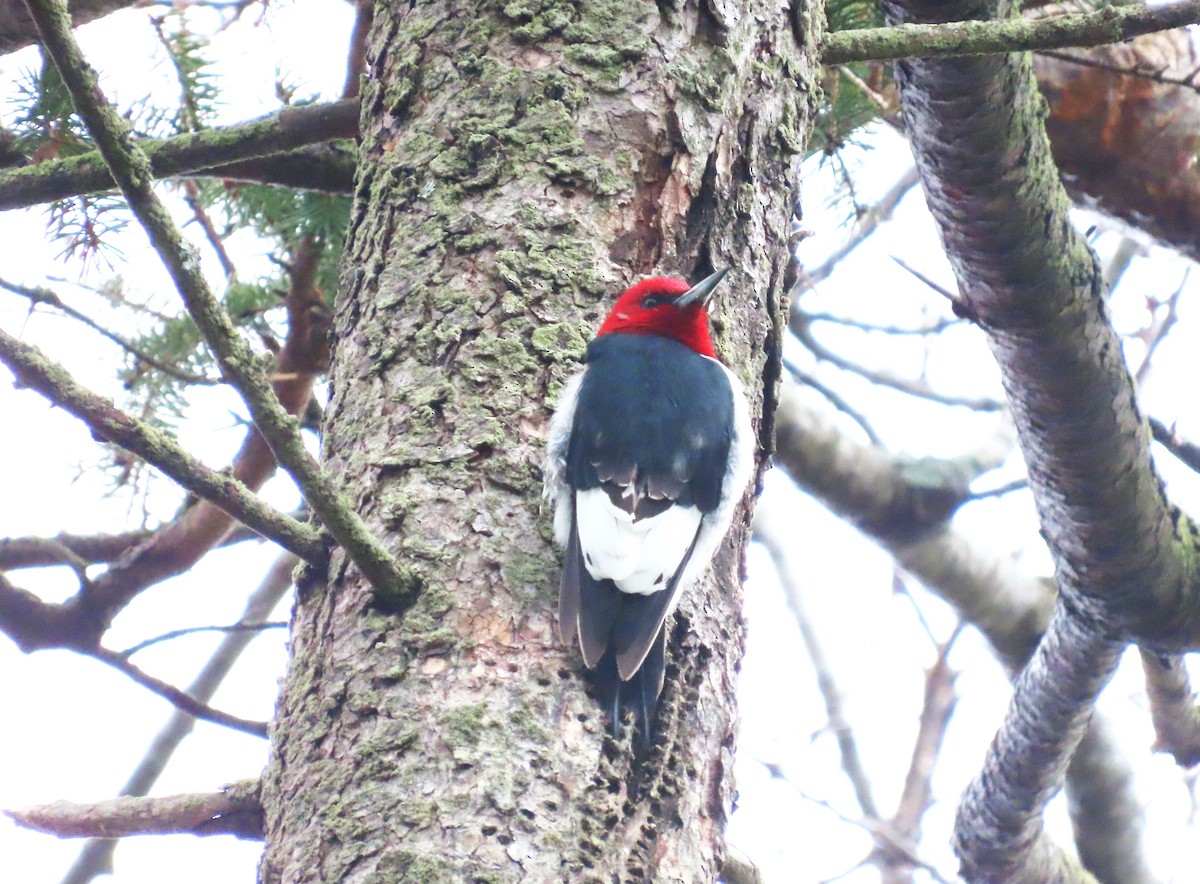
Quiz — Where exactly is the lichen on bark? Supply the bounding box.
[260,2,818,881]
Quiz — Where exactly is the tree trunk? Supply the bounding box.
[259,2,817,881]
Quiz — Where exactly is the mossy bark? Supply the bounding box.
[260,1,818,881]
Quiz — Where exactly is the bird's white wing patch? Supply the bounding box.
[574,487,702,595]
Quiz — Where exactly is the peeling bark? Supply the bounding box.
[260,2,816,881]
[1038,30,1200,261]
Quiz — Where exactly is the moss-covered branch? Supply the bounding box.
[0,99,358,211]
[24,0,411,600]
[823,0,1200,63]
[0,326,323,563]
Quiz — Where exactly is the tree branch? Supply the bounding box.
[1140,650,1200,767]
[772,386,1155,879]
[955,605,1121,882]
[0,0,136,56]
[889,626,959,846]
[881,0,1198,875]
[89,645,269,738]
[823,0,1200,64]
[25,0,411,600]
[0,276,218,383]
[118,619,287,658]
[1150,417,1200,475]
[0,529,152,569]
[0,99,359,211]
[6,779,263,839]
[756,510,880,820]
[1065,717,1155,884]
[791,315,1004,411]
[0,327,324,567]
[62,554,294,884]
[886,0,1200,639]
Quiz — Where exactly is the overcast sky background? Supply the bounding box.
[3,4,1200,882]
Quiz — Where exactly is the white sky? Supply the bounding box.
[2,5,1200,883]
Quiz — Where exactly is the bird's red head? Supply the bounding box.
[596,269,727,358]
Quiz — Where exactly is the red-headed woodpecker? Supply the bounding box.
[544,268,755,742]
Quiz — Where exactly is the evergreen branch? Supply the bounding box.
[823,0,1200,64]
[0,99,358,211]
[25,0,412,600]
[6,779,263,839]
[0,327,324,564]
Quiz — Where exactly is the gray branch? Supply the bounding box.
[6,779,262,839]
[954,604,1120,882]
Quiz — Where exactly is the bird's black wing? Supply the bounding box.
[557,513,582,648]
[565,334,734,514]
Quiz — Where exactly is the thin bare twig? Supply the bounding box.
[803,311,959,337]
[755,512,879,820]
[783,358,882,446]
[791,316,1004,411]
[751,757,952,884]
[0,276,219,384]
[1134,267,1188,385]
[794,166,921,295]
[1149,417,1200,474]
[891,625,961,842]
[89,646,269,738]
[119,619,287,658]
[1040,47,1200,95]
[890,256,958,302]
[962,477,1029,502]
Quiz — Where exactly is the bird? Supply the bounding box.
[543,267,755,744]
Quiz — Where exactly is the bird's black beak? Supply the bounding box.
[676,268,728,308]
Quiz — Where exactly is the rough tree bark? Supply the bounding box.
[259,2,817,881]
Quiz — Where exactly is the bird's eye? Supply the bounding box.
[642,294,666,308]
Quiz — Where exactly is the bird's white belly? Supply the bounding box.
[574,487,702,595]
